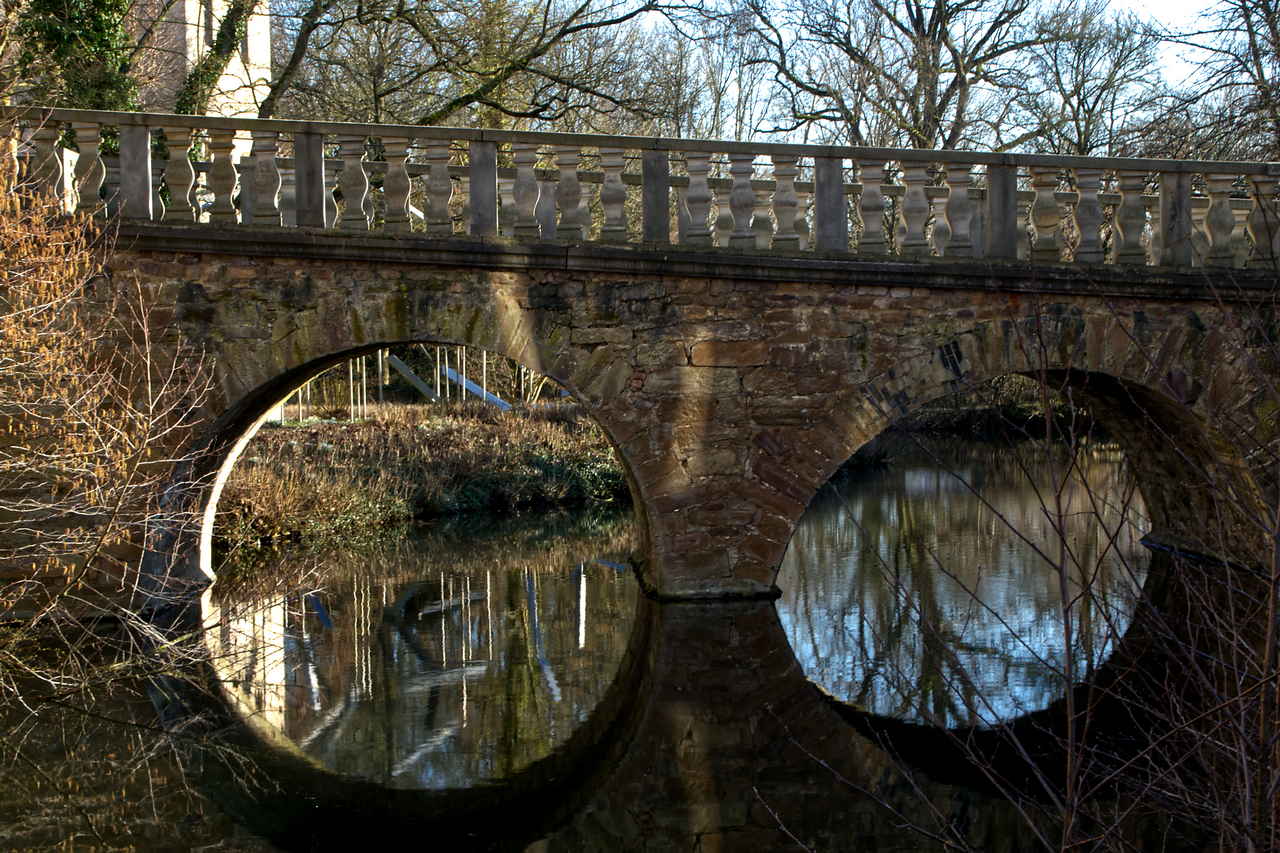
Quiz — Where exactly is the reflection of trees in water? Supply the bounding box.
[779,440,1148,728]
[210,508,638,789]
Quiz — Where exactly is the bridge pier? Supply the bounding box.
[110,226,1276,602]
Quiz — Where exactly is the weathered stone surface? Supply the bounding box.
[101,227,1275,602]
[690,340,770,366]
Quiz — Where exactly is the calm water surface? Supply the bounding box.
[4,440,1166,851]
[207,510,639,790]
[778,438,1149,727]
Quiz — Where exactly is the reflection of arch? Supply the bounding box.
[543,595,1208,849]
[819,549,1189,802]
[542,600,1048,851]
[154,588,659,850]
[752,314,1270,595]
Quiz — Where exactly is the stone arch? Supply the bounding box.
[139,267,652,608]
[734,311,1271,597]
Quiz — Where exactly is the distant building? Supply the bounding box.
[130,0,272,117]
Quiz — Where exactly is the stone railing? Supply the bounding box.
[6,106,1280,270]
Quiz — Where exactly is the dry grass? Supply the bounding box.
[216,402,628,551]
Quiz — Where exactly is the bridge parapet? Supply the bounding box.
[7,106,1280,271]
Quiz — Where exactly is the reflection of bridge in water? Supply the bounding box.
[196,583,1189,851]
[159,483,1198,851]
[206,523,638,792]
[4,106,1277,605]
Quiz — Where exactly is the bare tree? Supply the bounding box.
[1154,0,1280,160]
[263,0,666,126]
[681,0,1054,148]
[1002,1,1163,155]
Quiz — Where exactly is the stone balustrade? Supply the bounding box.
[7,106,1280,270]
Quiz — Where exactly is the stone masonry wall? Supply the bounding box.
[105,226,1278,599]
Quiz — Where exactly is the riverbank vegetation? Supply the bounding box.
[215,402,630,555]
[0,186,255,847]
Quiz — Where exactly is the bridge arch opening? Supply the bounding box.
[770,355,1269,731]
[158,341,658,819]
[774,380,1151,729]
[137,317,655,603]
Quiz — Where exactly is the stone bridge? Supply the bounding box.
[9,107,1280,600]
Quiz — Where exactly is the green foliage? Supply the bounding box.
[17,0,136,110]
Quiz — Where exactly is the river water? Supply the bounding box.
[2,438,1164,851]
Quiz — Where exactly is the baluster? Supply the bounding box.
[279,163,297,226]
[1160,170,1193,266]
[161,126,196,221]
[382,137,412,232]
[857,158,887,254]
[897,161,931,257]
[1114,171,1148,264]
[555,145,582,239]
[1017,188,1032,261]
[1248,177,1280,268]
[714,184,733,247]
[1073,167,1104,263]
[536,177,557,238]
[1204,173,1237,266]
[206,130,238,223]
[1030,166,1063,262]
[336,134,369,229]
[250,129,280,226]
[1230,198,1252,268]
[513,147,542,236]
[71,121,105,215]
[795,188,810,251]
[424,140,452,234]
[324,159,339,228]
[928,187,950,256]
[28,124,63,199]
[498,177,516,237]
[727,153,756,248]
[151,158,166,220]
[753,187,773,248]
[943,162,973,258]
[578,192,592,239]
[598,147,628,242]
[1145,192,1162,266]
[771,155,799,250]
[684,151,713,246]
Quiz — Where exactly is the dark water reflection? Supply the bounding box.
[9,442,1184,852]
[778,438,1149,728]
[206,510,638,791]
